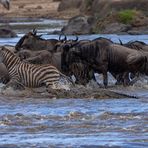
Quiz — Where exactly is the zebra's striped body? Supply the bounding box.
[0,47,61,89]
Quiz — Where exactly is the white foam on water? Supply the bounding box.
[51,79,71,91]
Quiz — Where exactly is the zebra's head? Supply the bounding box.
[0,46,21,69]
[0,46,16,62]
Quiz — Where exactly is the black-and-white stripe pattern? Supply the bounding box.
[0,47,61,89]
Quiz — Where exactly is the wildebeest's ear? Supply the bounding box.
[119,39,123,45]
[33,28,37,35]
[59,34,67,41]
[64,35,67,41]
[74,36,78,42]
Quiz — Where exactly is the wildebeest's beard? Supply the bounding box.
[15,33,38,51]
[61,49,70,74]
[61,42,78,73]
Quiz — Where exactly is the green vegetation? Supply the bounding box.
[118,9,137,24]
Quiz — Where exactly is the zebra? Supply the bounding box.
[0,46,73,93]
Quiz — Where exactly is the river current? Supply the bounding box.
[0,19,148,148]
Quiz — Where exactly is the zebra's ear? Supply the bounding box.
[1,46,5,51]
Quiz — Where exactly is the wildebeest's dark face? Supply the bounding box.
[20,33,40,48]
[15,32,33,50]
[15,31,42,51]
[61,46,70,73]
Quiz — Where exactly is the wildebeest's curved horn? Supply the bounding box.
[119,39,123,45]
[59,34,62,41]
[33,28,37,35]
[37,34,42,38]
[74,36,78,42]
[64,35,67,41]
[59,34,67,41]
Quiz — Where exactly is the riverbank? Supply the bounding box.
[0,0,148,35]
[0,0,76,19]
[58,0,148,35]
[0,83,138,99]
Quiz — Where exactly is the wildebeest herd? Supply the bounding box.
[0,29,148,92]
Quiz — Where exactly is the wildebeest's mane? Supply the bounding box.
[68,41,108,71]
[125,41,146,51]
[73,41,98,59]
[15,35,28,50]
[93,37,113,44]
[126,40,146,45]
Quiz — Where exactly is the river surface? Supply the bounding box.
[0,19,148,148]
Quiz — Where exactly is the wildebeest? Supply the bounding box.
[61,36,146,87]
[15,29,59,52]
[0,0,10,10]
[17,49,62,72]
[53,35,80,52]
[59,37,114,86]
[107,44,146,85]
[61,38,112,87]
[118,40,148,83]
[119,40,148,52]
[127,51,148,75]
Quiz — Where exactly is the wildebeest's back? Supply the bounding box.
[107,44,139,73]
[73,40,109,65]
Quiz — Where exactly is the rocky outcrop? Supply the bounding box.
[102,23,131,34]
[81,0,148,17]
[0,28,17,38]
[58,0,148,35]
[61,15,94,35]
[58,0,82,11]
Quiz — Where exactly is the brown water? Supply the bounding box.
[0,88,148,148]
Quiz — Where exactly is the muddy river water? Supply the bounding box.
[0,19,148,148]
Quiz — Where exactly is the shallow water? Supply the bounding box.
[0,18,148,148]
[0,95,148,148]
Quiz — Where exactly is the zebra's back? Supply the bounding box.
[1,47,61,89]
[17,63,60,88]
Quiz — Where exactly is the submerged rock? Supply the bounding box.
[0,28,17,38]
[61,15,94,35]
[0,84,138,99]
[102,23,131,34]
[58,0,82,11]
